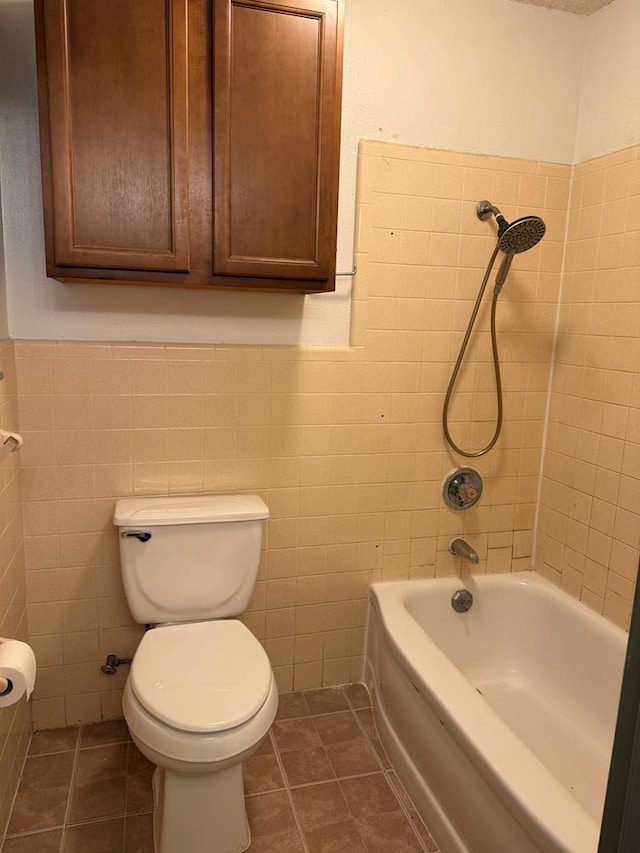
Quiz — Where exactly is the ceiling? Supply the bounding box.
[512,0,614,13]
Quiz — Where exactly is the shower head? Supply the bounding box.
[497,216,546,254]
[477,200,546,294]
[476,200,546,254]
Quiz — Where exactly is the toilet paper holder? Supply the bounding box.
[0,430,22,462]
[0,637,37,706]
[2,435,20,452]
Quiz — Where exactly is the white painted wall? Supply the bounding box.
[0,2,17,341]
[574,0,640,162]
[0,188,7,342]
[1,0,587,345]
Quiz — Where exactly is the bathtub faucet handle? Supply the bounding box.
[451,589,473,613]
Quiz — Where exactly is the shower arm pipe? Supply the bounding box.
[477,200,509,239]
[442,243,503,458]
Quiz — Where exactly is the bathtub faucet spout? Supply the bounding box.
[449,538,479,565]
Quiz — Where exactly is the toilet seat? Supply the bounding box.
[130,619,272,734]
[123,672,279,771]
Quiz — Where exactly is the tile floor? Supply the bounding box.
[2,684,439,852]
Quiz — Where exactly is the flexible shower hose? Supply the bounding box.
[442,243,504,458]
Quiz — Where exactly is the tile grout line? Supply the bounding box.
[123,738,132,853]
[0,728,34,849]
[6,689,439,852]
[347,699,385,774]
[272,689,406,853]
[4,826,66,841]
[337,701,395,853]
[382,768,434,853]
[64,730,137,847]
[282,768,385,791]
[266,729,312,853]
[63,812,152,829]
[347,692,434,852]
[58,724,82,853]
[276,697,425,853]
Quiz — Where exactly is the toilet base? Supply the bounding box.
[152,763,251,853]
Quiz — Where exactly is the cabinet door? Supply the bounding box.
[213,0,342,283]
[36,0,191,272]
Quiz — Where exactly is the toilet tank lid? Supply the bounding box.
[113,494,269,526]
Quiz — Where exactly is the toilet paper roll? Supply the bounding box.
[0,639,37,707]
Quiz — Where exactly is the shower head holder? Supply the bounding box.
[477,200,502,221]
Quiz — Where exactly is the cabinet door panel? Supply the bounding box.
[214,0,341,282]
[39,0,190,271]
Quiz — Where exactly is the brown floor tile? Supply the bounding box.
[125,744,154,814]
[313,712,361,746]
[339,773,399,818]
[326,738,381,778]
[126,775,154,817]
[356,810,424,853]
[343,683,371,710]
[304,820,367,853]
[29,727,79,756]
[8,752,74,834]
[63,817,125,853]
[125,773,154,816]
[6,702,440,853]
[303,688,349,715]
[255,732,276,755]
[13,750,75,789]
[70,743,129,822]
[243,751,285,795]
[388,772,439,851]
[369,736,392,769]
[124,813,154,853]
[355,708,392,768]
[80,719,130,749]
[246,790,298,837]
[1,830,63,853]
[247,828,305,852]
[354,707,377,740]
[410,816,439,852]
[69,776,127,823]
[76,743,129,783]
[276,692,311,720]
[126,743,153,775]
[272,717,321,753]
[279,746,336,787]
[290,781,351,833]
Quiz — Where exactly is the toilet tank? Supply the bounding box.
[113,494,269,624]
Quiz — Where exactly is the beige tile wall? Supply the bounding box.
[0,341,30,834]
[536,144,640,629]
[17,141,571,729]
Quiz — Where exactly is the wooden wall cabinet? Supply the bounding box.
[34,0,343,294]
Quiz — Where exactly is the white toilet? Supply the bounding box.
[113,493,277,853]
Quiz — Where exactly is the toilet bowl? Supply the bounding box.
[113,494,277,853]
[123,620,278,853]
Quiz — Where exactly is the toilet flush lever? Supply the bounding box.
[121,529,152,543]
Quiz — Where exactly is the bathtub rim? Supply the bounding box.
[367,570,624,853]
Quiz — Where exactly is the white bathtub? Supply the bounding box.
[364,571,626,853]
